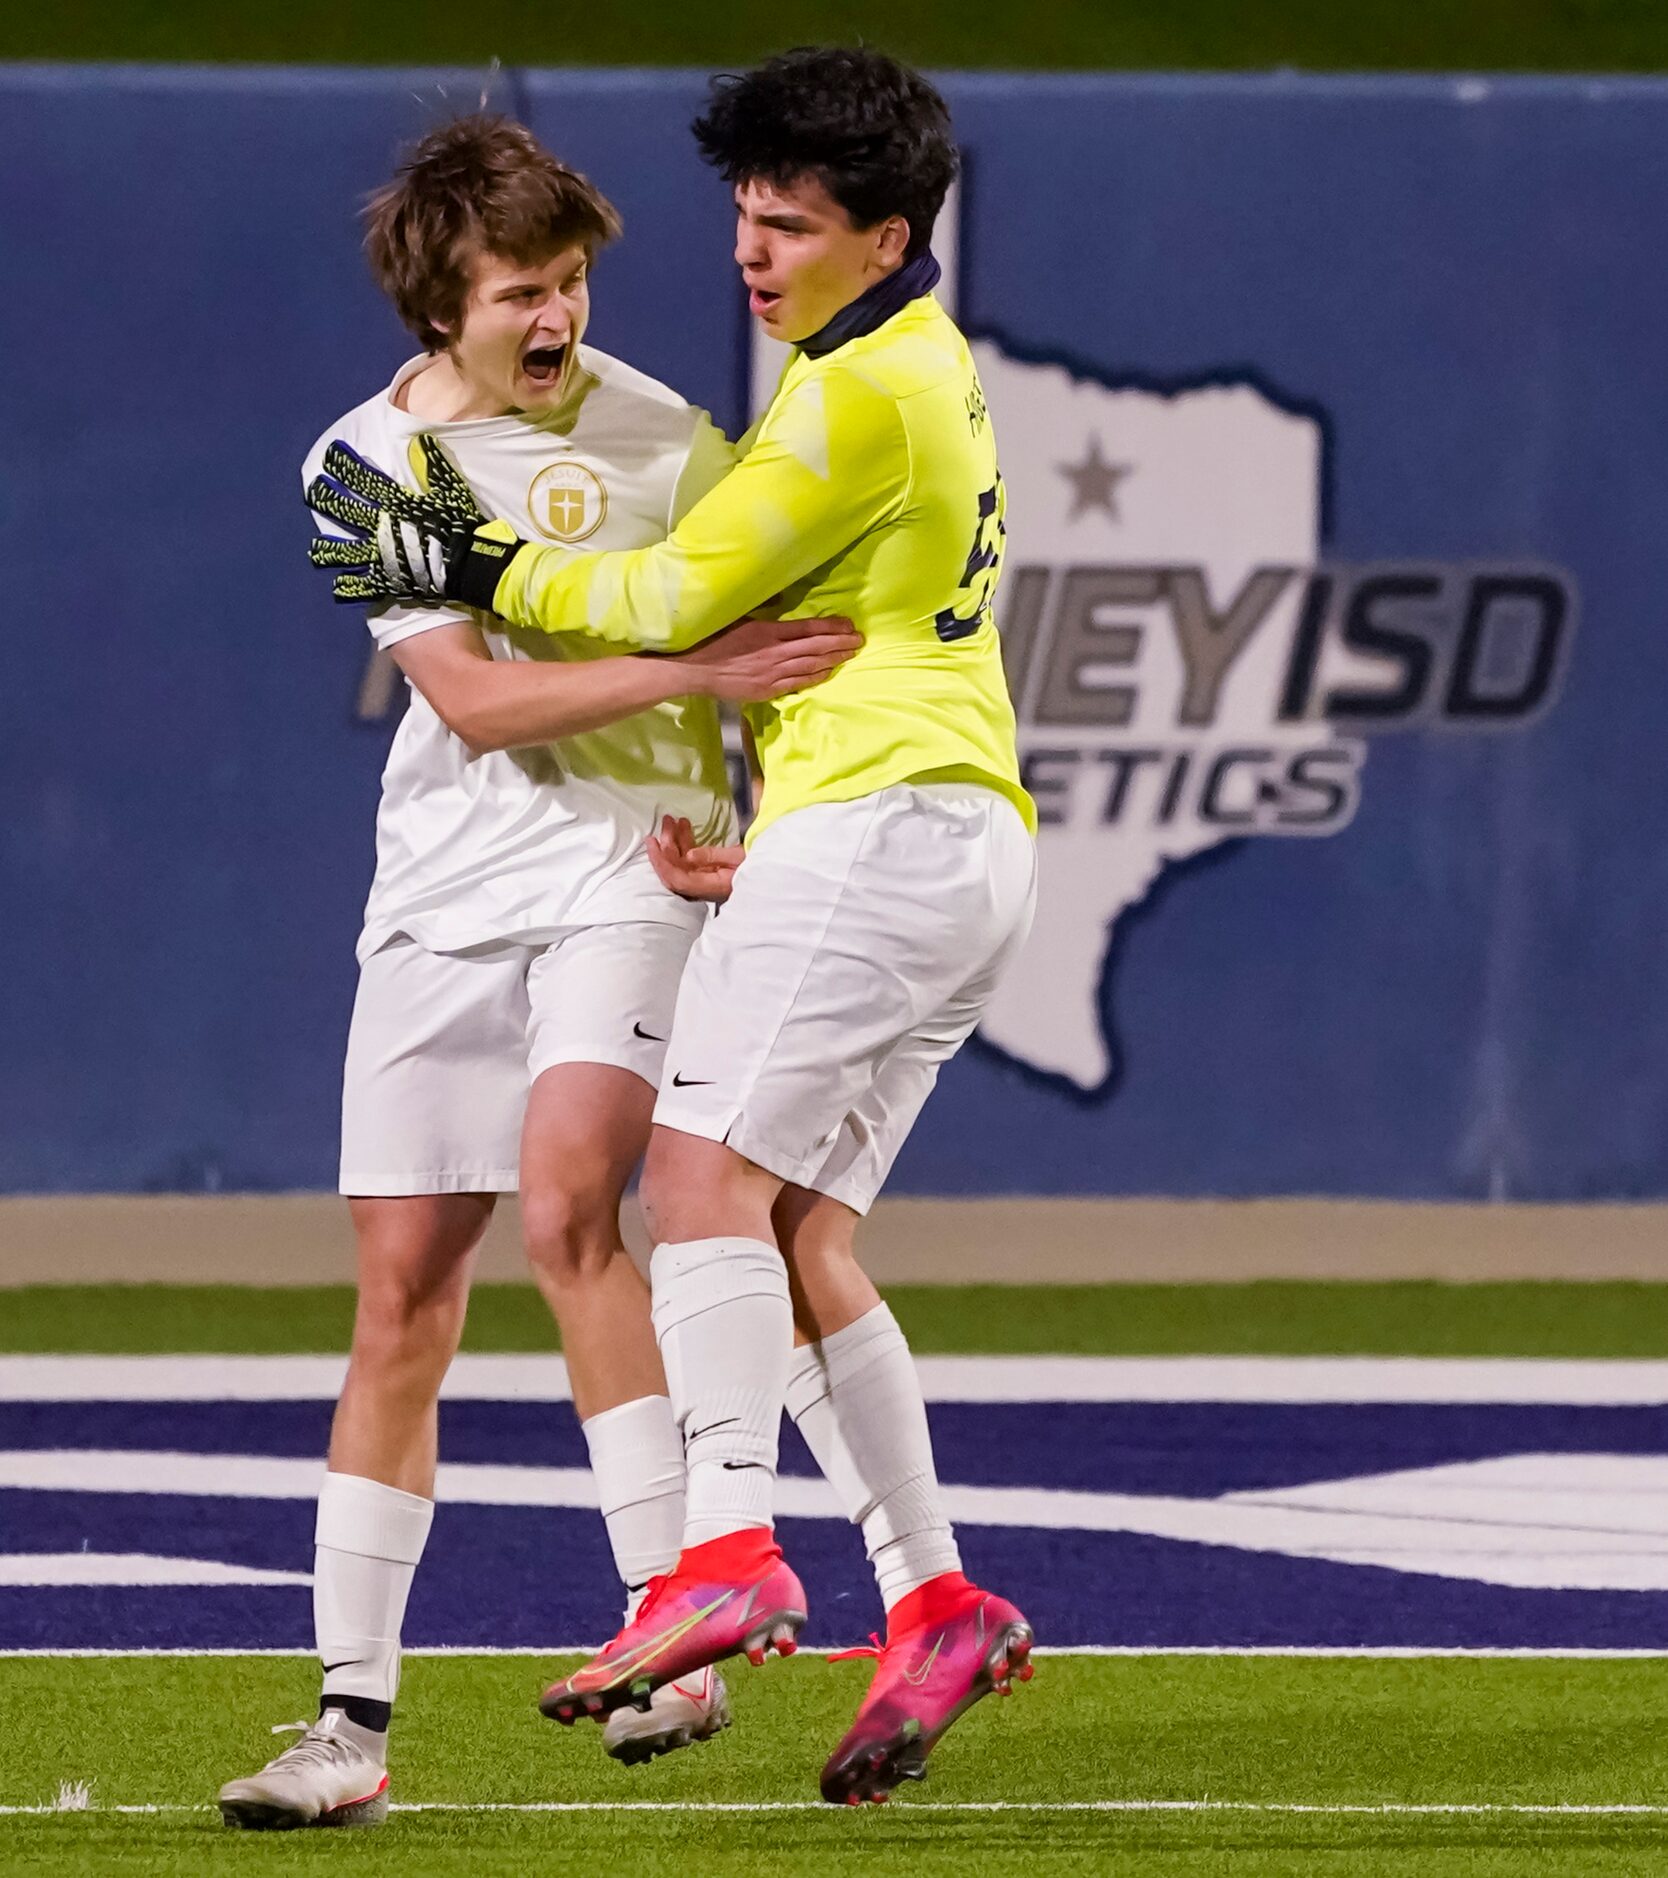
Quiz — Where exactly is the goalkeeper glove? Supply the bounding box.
[306,435,530,611]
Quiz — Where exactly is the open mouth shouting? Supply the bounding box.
[520,341,569,389]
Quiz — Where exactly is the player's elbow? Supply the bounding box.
[455,721,512,758]
[451,707,518,757]
[417,680,508,757]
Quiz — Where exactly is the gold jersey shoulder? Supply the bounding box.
[493,294,1036,840]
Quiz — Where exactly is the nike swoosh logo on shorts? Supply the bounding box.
[633,1022,665,1042]
[671,1072,713,1087]
[721,1461,766,1472]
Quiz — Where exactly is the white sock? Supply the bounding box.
[650,1236,792,1548]
[581,1394,685,1617]
[314,1471,434,1711]
[784,1303,960,1612]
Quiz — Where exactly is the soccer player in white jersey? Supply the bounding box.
[216,116,858,1831]
[307,52,1039,1806]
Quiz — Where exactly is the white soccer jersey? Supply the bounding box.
[304,349,738,962]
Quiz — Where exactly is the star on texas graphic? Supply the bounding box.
[1055,435,1132,523]
[974,342,1328,1092]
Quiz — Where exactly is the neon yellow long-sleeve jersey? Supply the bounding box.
[491,293,1034,842]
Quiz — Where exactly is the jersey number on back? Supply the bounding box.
[934,479,1005,644]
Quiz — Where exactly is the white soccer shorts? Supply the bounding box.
[653,783,1036,1214]
[340,919,698,1196]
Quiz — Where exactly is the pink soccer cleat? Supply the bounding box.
[539,1529,806,1726]
[821,1573,1034,1806]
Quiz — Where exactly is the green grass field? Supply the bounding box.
[6,1655,1668,1874]
[6,0,1668,71]
[9,1654,1668,1874]
[9,1279,1668,1356]
[6,1282,1667,1873]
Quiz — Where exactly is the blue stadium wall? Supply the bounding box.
[0,68,1660,1199]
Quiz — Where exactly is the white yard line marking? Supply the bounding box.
[6,1798,1668,1817]
[0,1554,308,1588]
[0,1450,604,1508]
[9,1447,1668,1591]
[6,1353,1668,1404]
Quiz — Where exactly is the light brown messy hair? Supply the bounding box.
[364,114,622,351]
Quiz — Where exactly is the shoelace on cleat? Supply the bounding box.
[828,1633,885,1663]
[261,1722,370,1776]
[633,1573,672,1624]
[595,1572,675,1656]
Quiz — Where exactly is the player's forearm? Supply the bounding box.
[489,423,872,654]
[429,653,686,754]
[493,541,747,654]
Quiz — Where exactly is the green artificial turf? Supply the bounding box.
[4,1654,1667,1875]
[4,1280,1668,1357]
[6,0,1668,73]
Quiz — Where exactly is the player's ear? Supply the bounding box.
[876,216,911,269]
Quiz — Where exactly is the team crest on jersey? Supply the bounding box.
[528,460,608,543]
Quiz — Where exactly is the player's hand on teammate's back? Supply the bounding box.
[647,814,744,903]
[670,616,860,703]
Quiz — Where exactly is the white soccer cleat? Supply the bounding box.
[601,1665,733,1765]
[217,1710,390,1830]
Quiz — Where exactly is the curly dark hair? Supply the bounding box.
[691,47,957,260]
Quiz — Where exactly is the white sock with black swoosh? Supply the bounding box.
[650,1236,792,1549]
[314,1472,433,1730]
[784,1303,961,1613]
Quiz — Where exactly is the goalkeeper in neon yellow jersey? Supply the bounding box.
[311,47,1039,1806]
[506,292,1027,843]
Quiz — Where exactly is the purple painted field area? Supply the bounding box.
[3,1398,1665,1651]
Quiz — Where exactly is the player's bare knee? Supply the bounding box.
[774,1188,875,1341]
[521,1181,619,1288]
[347,1197,489,1346]
[355,1283,466,1355]
[774,1187,858,1261]
[351,1260,470,1374]
[638,1132,692,1242]
[775,1193,860,1286]
[641,1128,778,1245]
